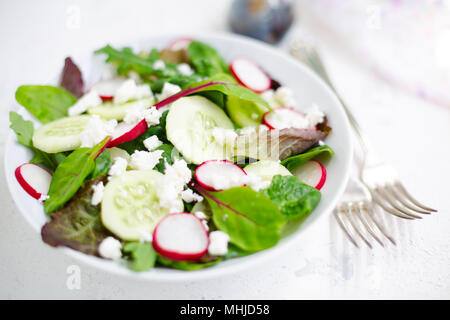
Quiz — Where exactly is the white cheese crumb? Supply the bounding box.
[208,231,230,256]
[157,159,192,211]
[91,181,104,206]
[139,231,153,243]
[156,82,181,102]
[79,115,117,148]
[143,135,163,151]
[177,63,194,76]
[129,150,164,170]
[113,79,153,104]
[153,59,166,70]
[123,105,161,127]
[305,104,325,129]
[194,211,207,220]
[68,90,102,116]
[212,127,238,145]
[108,157,128,179]
[245,173,271,192]
[98,237,122,260]
[261,86,297,108]
[181,189,203,203]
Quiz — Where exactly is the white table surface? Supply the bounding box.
[1,0,449,299]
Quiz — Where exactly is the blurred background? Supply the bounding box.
[1,0,449,299]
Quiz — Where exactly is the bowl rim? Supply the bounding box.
[4,31,353,282]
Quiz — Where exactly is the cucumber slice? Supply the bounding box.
[101,170,183,241]
[109,147,131,161]
[166,96,235,164]
[32,115,91,153]
[87,98,153,120]
[244,160,292,183]
[226,95,269,127]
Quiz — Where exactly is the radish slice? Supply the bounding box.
[168,37,193,51]
[195,160,247,191]
[15,164,52,200]
[263,107,307,130]
[153,212,209,261]
[90,78,127,101]
[229,57,271,93]
[293,160,327,190]
[107,119,147,148]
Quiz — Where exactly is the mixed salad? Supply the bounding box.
[10,38,334,271]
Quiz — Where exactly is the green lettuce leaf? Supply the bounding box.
[122,242,157,272]
[41,176,112,256]
[15,85,76,123]
[187,41,229,76]
[281,145,334,172]
[90,149,112,179]
[194,184,285,252]
[261,175,321,221]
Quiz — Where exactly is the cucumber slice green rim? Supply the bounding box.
[101,170,183,241]
[32,115,92,153]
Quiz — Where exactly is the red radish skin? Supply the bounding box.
[294,160,327,190]
[107,119,148,148]
[168,37,193,51]
[229,57,271,93]
[15,163,52,200]
[262,107,306,130]
[194,160,247,191]
[90,78,127,101]
[152,212,209,261]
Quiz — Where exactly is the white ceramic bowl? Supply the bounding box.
[4,33,352,281]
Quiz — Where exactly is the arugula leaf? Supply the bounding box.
[193,183,285,252]
[281,145,334,172]
[187,41,229,76]
[122,242,157,272]
[15,85,76,123]
[90,149,112,179]
[9,111,66,171]
[157,255,222,271]
[41,176,112,256]
[261,175,321,221]
[44,137,110,214]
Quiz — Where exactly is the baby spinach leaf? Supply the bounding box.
[261,175,321,221]
[157,255,222,271]
[153,144,175,173]
[193,183,285,252]
[9,111,66,171]
[187,41,229,76]
[90,149,112,179]
[281,145,334,172]
[41,176,112,256]
[122,242,157,272]
[44,137,110,214]
[59,57,84,98]
[15,85,76,123]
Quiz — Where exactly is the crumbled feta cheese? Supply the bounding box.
[129,150,164,170]
[153,59,166,70]
[181,188,203,203]
[194,211,208,220]
[157,159,192,211]
[208,231,230,256]
[245,173,271,191]
[212,127,238,145]
[123,105,161,127]
[143,106,162,126]
[128,71,141,83]
[156,82,181,102]
[177,63,194,76]
[91,181,104,206]
[143,135,163,151]
[261,86,297,108]
[305,104,325,128]
[260,89,278,108]
[68,90,102,116]
[139,231,153,243]
[113,79,153,104]
[98,237,122,260]
[108,157,128,179]
[38,194,49,203]
[80,115,117,148]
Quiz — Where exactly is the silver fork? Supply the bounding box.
[289,40,437,226]
[334,176,396,248]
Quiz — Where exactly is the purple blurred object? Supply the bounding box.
[229,0,294,44]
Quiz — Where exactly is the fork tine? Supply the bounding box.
[333,207,359,248]
[362,202,396,246]
[355,202,384,247]
[385,185,431,215]
[371,190,415,220]
[394,181,437,212]
[346,203,373,249]
[375,187,422,219]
